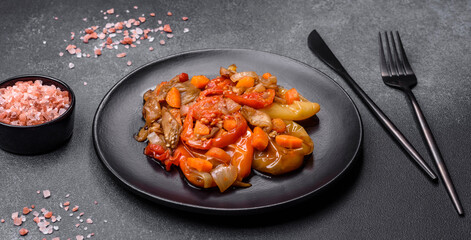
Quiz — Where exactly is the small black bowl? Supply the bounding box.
[0,75,75,155]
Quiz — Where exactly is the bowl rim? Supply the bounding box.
[0,74,76,129]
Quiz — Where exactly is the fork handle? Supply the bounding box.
[340,72,437,180]
[404,88,464,215]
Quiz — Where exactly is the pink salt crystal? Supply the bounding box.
[182,17,188,21]
[59,52,64,56]
[84,82,88,86]
[1,219,4,223]
[52,238,60,240]
[127,61,132,66]
[86,218,93,224]
[106,8,114,14]
[160,40,165,45]
[69,62,75,69]
[43,190,51,198]
[167,34,174,38]
[167,11,172,16]
[11,212,18,219]
[158,20,162,24]
[13,217,22,226]
[76,235,84,240]
[79,212,84,216]
[149,47,154,51]
[64,206,69,211]
[133,6,138,9]
[37,190,41,194]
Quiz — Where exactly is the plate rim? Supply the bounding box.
[92,48,363,214]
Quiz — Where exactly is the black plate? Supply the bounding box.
[92,49,362,215]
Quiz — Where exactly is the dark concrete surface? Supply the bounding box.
[0,0,470,239]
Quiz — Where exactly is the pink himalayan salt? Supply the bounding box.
[0,80,70,126]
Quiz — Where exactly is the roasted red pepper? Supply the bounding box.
[225,89,275,109]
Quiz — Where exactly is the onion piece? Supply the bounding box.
[147,132,165,146]
[210,164,237,192]
[230,71,258,82]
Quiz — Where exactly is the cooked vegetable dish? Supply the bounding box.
[135,65,320,192]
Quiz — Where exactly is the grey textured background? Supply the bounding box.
[0,0,470,239]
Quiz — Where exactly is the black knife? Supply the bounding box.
[307,29,437,180]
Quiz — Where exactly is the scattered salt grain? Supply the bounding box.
[167,11,173,16]
[133,6,138,9]
[79,219,83,223]
[84,226,88,230]
[59,52,64,56]
[43,41,47,45]
[43,191,51,199]
[86,218,93,224]
[77,235,84,240]
[184,28,189,33]
[11,212,18,219]
[159,40,165,45]
[149,47,154,51]
[127,61,132,66]
[84,82,88,86]
[69,63,75,69]
[75,223,80,228]
[167,34,174,38]
[65,194,70,198]
[182,17,188,21]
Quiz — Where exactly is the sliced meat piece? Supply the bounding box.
[240,106,272,132]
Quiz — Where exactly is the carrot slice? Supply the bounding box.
[285,88,300,104]
[272,118,286,133]
[190,75,210,89]
[187,157,213,172]
[262,72,272,79]
[223,118,237,131]
[252,127,269,151]
[275,135,303,149]
[235,76,255,88]
[194,120,210,135]
[166,87,181,108]
[205,147,231,163]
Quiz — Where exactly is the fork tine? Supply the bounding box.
[389,31,406,76]
[384,32,399,76]
[395,31,414,75]
[378,32,390,77]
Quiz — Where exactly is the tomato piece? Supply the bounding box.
[225,89,275,109]
[178,72,189,82]
[144,144,172,170]
[200,77,233,98]
[180,96,247,150]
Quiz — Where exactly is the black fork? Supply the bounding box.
[379,31,463,215]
